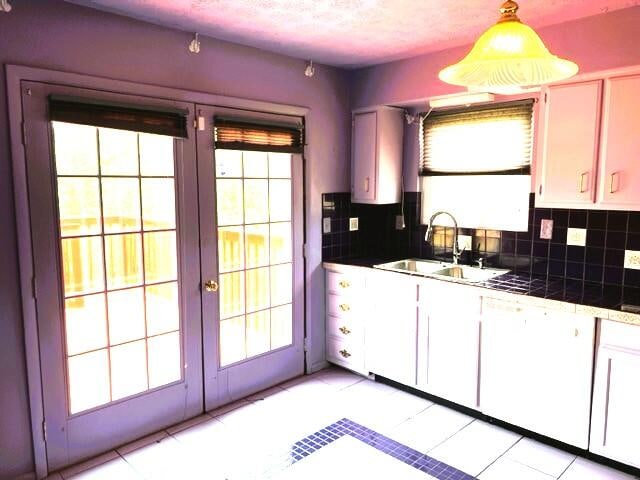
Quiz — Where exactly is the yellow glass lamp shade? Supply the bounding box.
[439,1,578,92]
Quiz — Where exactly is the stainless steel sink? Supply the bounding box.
[374,259,449,275]
[374,259,509,283]
[430,265,509,283]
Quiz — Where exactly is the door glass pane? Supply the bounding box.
[68,349,110,414]
[270,222,292,264]
[107,288,146,345]
[244,179,269,224]
[246,310,270,357]
[52,122,99,176]
[102,178,141,233]
[220,316,246,366]
[219,272,245,319]
[99,128,139,176]
[271,304,293,350]
[216,179,243,226]
[52,122,183,415]
[64,294,108,356]
[214,149,295,367]
[148,332,181,388]
[146,282,179,336]
[142,178,176,230]
[140,133,174,176]
[57,177,102,237]
[218,226,244,273]
[245,224,269,268]
[144,231,177,283]
[61,237,104,296]
[110,340,148,401]
[105,233,143,289]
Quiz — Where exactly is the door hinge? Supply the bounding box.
[539,184,543,196]
[194,116,205,131]
[302,244,308,258]
[544,92,548,103]
[21,120,27,146]
[42,420,47,443]
[31,276,37,299]
[303,337,309,352]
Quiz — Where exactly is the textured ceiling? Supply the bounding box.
[66,0,640,67]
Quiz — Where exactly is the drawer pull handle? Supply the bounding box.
[339,304,350,312]
[339,349,351,358]
[339,280,350,288]
[578,171,588,193]
[339,326,351,335]
[609,172,619,194]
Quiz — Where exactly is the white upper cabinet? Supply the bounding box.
[597,74,640,208]
[351,106,403,204]
[536,80,602,208]
[536,70,640,210]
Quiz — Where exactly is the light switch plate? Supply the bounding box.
[395,215,405,230]
[540,219,554,240]
[323,217,331,234]
[349,217,359,231]
[624,250,640,270]
[567,227,587,247]
[457,234,472,251]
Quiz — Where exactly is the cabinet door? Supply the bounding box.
[590,347,640,468]
[420,290,481,409]
[351,111,377,202]
[598,75,640,208]
[537,81,602,207]
[480,305,527,424]
[366,271,417,386]
[523,313,595,448]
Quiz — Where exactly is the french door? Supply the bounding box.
[197,106,305,410]
[22,84,304,472]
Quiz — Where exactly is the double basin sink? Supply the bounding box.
[373,258,509,283]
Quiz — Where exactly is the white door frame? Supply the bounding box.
[6,64,309,479]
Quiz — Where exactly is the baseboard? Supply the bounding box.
[307,359,330,374]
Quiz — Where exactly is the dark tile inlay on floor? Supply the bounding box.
[259,418,476,479]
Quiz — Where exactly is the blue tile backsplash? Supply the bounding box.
[321,192,640,298]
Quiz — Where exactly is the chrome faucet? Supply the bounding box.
[425,211,464,265]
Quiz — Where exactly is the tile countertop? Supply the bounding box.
[323,257,640,327]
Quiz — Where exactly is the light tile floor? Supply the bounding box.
[47,367,639,480]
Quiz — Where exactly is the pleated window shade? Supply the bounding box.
[214,118,303,153]
[419,100,534,176]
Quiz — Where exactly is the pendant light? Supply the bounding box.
[439,1,578,93]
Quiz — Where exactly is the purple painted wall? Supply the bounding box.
[349,6,640,190]
[0,1,350,477]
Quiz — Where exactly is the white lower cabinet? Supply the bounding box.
[590,320,640,468]
[417,280,481,409]
[480,298,595,449]
[365,269,419,387]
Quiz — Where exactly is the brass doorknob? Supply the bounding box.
[204,280,219,292]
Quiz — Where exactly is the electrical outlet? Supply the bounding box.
[395,215,405,230]
[349,217,359,231]
[624,250,640,270]
[322,217,331,234]
[457,234,472,251]
[567,227,587,247]
[540,219,554,240]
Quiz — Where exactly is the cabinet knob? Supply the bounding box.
[339,303,350,312]
[339,326,351,335]
[339,280,351,289]
[339,349,351,358]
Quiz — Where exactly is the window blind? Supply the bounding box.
[214,117,303,153]
[419,100,534,176]
[49,95,189,138]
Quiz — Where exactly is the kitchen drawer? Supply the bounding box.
[326,270,361,295]
[326,336,364,370]
[327,314,362,341]
[600,319,640,352]
[326,293,357,318]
